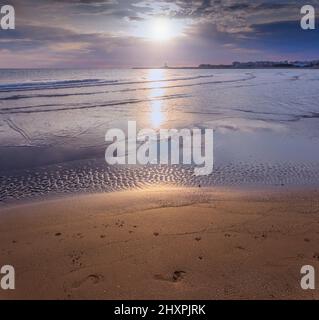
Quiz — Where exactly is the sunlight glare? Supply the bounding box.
[152,17,171,41]
[148,69,166,128]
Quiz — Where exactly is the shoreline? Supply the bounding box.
[2,158,319,205]
[1,182,319,209]
[1,186,319,299]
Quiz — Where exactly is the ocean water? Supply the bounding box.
[1,68,319,202]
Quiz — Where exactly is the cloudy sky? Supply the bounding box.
[1,0,319,68]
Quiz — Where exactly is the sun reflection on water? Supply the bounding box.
[148,69,167,129]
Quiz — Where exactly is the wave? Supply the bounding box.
[0,93,189,115]
[0,74,255,101]
[0,75,215,93]
[0,78,117,93]
[0,91,101,101]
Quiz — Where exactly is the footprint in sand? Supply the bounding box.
[115,220,125,227]
[172,271,186,282]
[68,250,84,268]
[71,233,83,239]
[72,274,104,289]
[154,270,186,283]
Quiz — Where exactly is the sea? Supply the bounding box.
[1,68,319,202]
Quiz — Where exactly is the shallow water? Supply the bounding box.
[1,68,319,202]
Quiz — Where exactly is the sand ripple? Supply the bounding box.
[1,159,319,203]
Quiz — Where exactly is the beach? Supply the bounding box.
[1,0,319,306]
[1,186,319,300]
[1,68,319,300]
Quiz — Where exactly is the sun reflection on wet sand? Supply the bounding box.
[150,100,164,128]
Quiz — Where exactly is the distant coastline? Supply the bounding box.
[133,60,319,69]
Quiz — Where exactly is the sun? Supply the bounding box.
[151,17,173,41]
[132,16,187,42]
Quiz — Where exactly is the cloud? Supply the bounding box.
[1,0,318,67]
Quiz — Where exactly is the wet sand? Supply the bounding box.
[2,160,319,203]
[1,186,319,300]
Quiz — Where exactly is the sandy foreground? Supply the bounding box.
[0,186,319,300]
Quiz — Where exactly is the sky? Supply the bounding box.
[0,0,319,68]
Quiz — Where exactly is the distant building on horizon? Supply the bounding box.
[198,60,319,69]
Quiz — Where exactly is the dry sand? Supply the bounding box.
[0,186,319,300]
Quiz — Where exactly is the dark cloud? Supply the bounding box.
[249,20,319,54]
[127,16,145,21]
